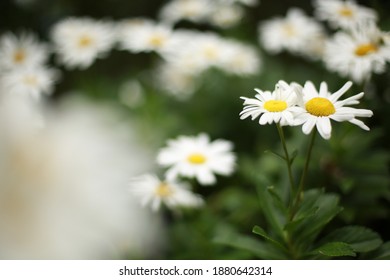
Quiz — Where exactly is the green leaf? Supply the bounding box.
[287,189,343,246]
[315,242,356,257]
[264,150,285,161]
[214,230,287,260]
[370,241,390,260]
[252,225,287,251]
[256,186,287,239]
[319,226,382,253]
[289,149,298,165]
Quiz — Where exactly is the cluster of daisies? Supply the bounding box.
[0,8,261,102]
[129,133,236,211]
[0,32,58,101]
[240,80,373,140]
[117,18,260,97]
[258,0,390,83]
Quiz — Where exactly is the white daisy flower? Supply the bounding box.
[0,65,59,100]
[0,97,161,259]
[219,0,258,6]
[0,32,49,71]
[259,8,325,59]
[161,31,227,74]
[324,22,390,83]
[117,18,173,55]
[240,80,300,126]
[129,174,204,212]
[154,61,199,99]
[159,0,214,25]
[313,0,377,30]
[219,41,261,76]
[210,4,244,28]
[51,17,115,69]
[294,81,373,139]
[157,133,236,185]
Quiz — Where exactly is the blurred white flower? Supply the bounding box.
[293,81,373,139]
[163,30,261,76]
[210,4,244,28]
[157,133,236,185]
[0,96,162,259]
[219,0,258,6]
[259,8,326,59]
[219,41,261,75]
[117,18,173,55]
[118,79,145,108]
[129,173,204,212]
[0,65,59,100]
[324,22,390,83]
[313,0,377,30]
[51,17,115,69]
[159,0,214,25]
[154,61,199,99]
[240,80,300,126]
[0,32,49,71]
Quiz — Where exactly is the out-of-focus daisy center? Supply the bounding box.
[155,182,173,197]
[13,49,26,63]
[23,75,38,86]
[148,34,166,47]
[338,7,354,17]
[305,97,335,116]
[264,100,288,112]
[354,43,378,56]
[187,153,207,164]
[203,46,218,60]
[283,24,296,37]
[78,35,94,48]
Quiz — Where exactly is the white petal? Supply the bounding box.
[329,81,353,102]
[349,118,370,131]
[302,116,316,134]
[317,117,332,139]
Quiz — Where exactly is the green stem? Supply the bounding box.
[290,130,317,220]
[276,124,295,202]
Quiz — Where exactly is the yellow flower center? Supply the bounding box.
[149,35,165,47]
[305,97,335,117]
[264,100,288,112]
[13,49,26,64]
[187,153,207,164]
[155,183,173,197]
[338,7,354,17]
[23,75,38,86]
[78,35,93,48]
[354,43,378,56]
[283,24,296,37]
[203,46,218,60]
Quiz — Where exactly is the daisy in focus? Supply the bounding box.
[313,0,377,30]
[129,174,204,212]
[259,8,325,59]
[240,80,300,126]
[157,133,236,185]
[294,81,373,139]
[323,22,390,83]
[51,17,115,69]
[0,32,49,71]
